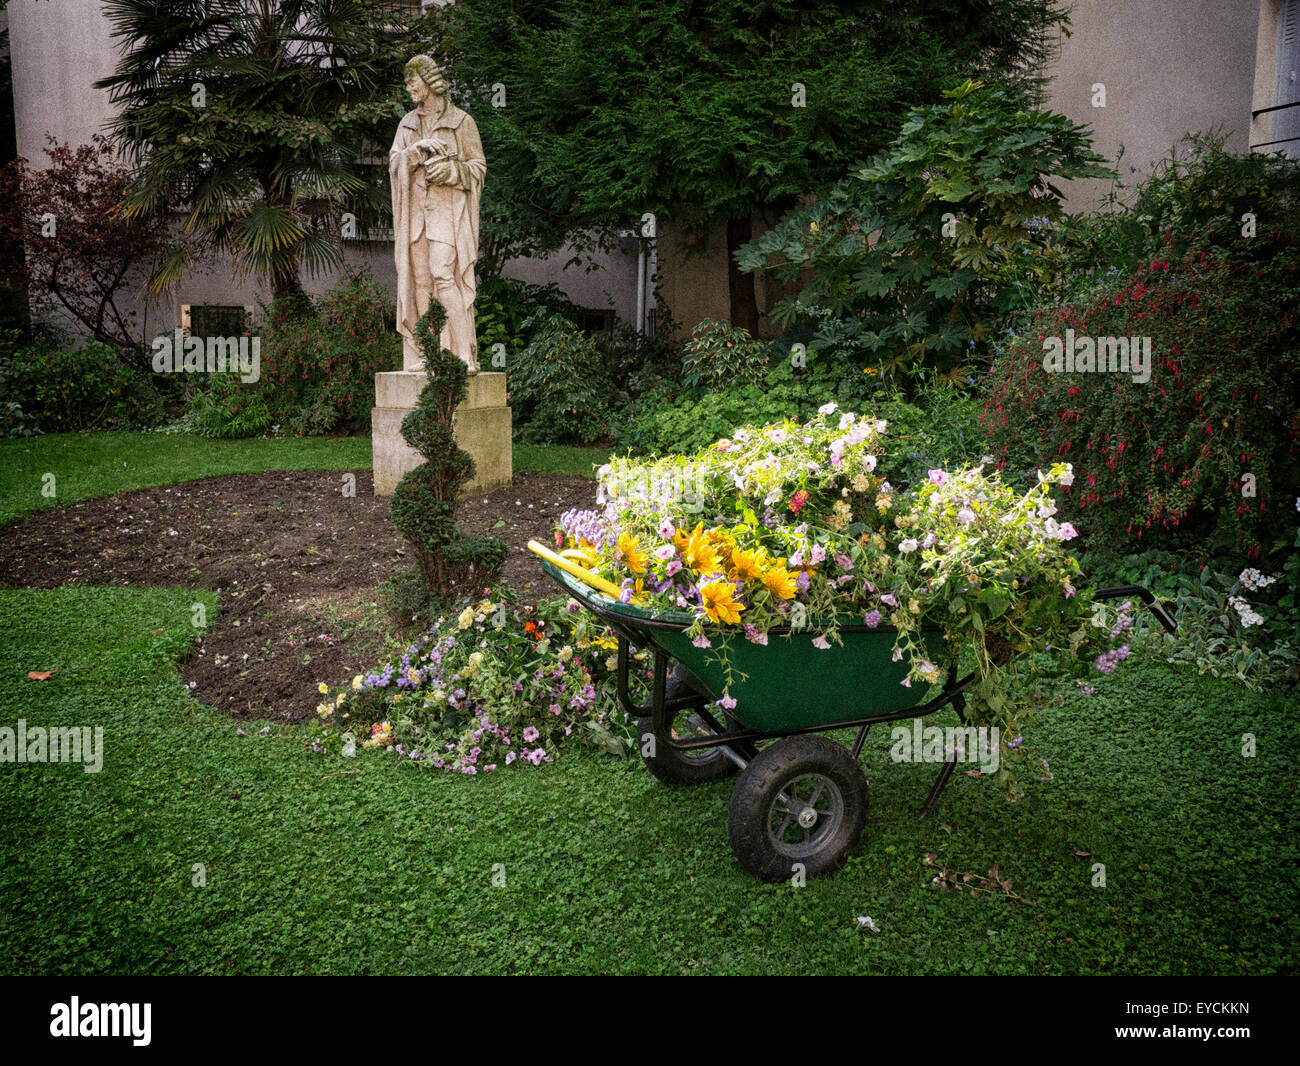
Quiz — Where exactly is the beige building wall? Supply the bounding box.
[4,0,1284,342]
[5,0,634,342]
[657,0,1270,337]
[1043,0,1259,212]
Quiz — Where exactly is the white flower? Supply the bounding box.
[1239,568,1276,592]
[1058,464,1075,487]
[811,635,831,650]
[856,916,880,933]
[862,454,878,473]
[818,402,838,415]
[767,427,788,444]
[899,538,920,553]
[957,507,976,527]
[838,412,856,430]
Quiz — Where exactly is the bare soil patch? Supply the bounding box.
[0,470,596,721]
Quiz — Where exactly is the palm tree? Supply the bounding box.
[97,0,425,302]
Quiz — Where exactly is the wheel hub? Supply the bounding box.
[796,805,819,829]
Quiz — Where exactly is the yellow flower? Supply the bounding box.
[616,531,649,574]
[678,523,721,575]
[318,682,329,694]
[351,675,363,691]
[457,607,475,629]
[700,579,745,625]
[875,493,893,513]
[316,703,332,718]
[706,530,738,571]
[760,563,798,600]
[728,546,770,584]
[406,666,421,685]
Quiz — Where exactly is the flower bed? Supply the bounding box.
[557,404,1136,788]
[308,588,633,773]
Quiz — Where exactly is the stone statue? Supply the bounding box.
[390,55,485,373]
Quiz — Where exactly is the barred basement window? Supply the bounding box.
[181,305,254,339]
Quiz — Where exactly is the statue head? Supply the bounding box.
[405,55,449,105]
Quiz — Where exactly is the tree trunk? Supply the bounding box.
[726,213,760,335]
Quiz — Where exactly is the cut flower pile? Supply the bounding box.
[556,404,1138,786]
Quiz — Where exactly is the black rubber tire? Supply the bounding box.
[636,664,738,785]
[727,735,868,883]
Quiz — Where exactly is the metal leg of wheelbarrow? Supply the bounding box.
[915,683,968,820]
[647,644,759,766]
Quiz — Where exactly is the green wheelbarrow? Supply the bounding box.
[529,541,1176,883]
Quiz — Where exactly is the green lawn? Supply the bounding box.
[1,585,1295,975]
[0,431,609,525]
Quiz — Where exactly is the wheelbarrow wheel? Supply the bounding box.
[636,663,740,785]
[727,735,867,883]
[637,709,738,785]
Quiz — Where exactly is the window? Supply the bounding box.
[1275,0,1300,156]
[182,305,253,339]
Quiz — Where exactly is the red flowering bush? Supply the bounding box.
[982,236,1300,561]
[260,273,401,435]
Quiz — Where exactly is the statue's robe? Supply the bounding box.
[389,101,485,370]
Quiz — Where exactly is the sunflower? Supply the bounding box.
[678,523,722,575]
[616,531,649,574]
[707,530,739,573]
[760,562,798,600]
[700,579,745,625]
[728,546,770,584]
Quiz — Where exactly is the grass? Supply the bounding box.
[2,584,1296,975]
[0,431,608,526]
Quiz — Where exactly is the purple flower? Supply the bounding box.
[796,572,811,594]
[811,635,830,650]
[928,469,946,485]
[658,518,676,539]
[716,692,738,710]
[881,593,898,607]
[957,507,976,526]
[835,552,853,572]
[863,610,882,629]
[692,633,712,649]
[523,726,540,742]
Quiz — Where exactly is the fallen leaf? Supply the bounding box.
[27,670,58,680]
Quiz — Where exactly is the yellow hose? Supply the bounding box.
[527,540,643,605]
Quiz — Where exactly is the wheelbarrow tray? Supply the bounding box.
[540,559,947,732]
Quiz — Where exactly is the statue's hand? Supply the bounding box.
[425,159,456,186]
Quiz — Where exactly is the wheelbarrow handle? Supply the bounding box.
[1093,583,1178,634]
[526,540,644,606]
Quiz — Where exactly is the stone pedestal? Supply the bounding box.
[371,371,512,497]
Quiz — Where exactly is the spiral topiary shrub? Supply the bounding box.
[389,301,507,606]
